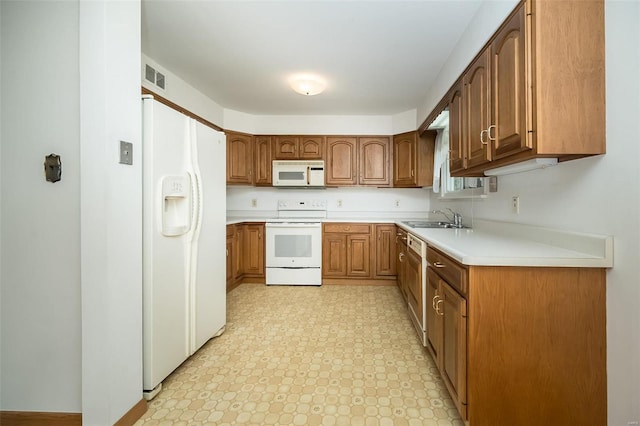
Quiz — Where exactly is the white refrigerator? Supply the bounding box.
[142,96,226,398]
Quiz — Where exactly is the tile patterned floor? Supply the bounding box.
[135,284,463,426]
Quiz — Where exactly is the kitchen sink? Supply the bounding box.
[402,220,458,229]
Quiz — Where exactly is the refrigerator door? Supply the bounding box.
[142,98,191,392]
[189,120,227,352]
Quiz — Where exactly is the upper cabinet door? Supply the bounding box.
[491,4,530,160]
[448,80,465,174]
[274,136,324,160]
[226,132,253,184]
[274,136,299,160]
[300,136,324,159]
[326,137,357,186]
[253,136,272,186]
[464,48,492,170]
[393,132,417,187]
[359,137,391,186]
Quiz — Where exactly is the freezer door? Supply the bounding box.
[142,98,191,391]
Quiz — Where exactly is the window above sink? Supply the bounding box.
[427,110,489,199]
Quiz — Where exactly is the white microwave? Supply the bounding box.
[272,160,325,187]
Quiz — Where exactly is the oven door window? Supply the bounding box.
[274,235,312,258]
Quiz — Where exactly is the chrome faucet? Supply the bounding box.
[431,208,464,228]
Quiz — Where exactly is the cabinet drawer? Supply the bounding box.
[427,246,468,296]
[324,223,371,234]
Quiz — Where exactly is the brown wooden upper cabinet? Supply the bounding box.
[464,47,492,171]
[274,136,324,160]
[226,132,253,185]
[326,137,357,185]
[358,137,391,186]
[253,136,272,186]
[393,131,435,187]
[326,136,391,187]
[448,80,465,174]
[448,0,605,176]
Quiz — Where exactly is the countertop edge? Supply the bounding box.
[227,216,613,269]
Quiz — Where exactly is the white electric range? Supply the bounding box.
[265,199,327,286]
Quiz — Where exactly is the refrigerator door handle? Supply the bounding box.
[188,170,200,236]
[188,118,203,239]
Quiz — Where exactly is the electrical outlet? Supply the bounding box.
[512,196,520,214]
[337,200,342,207]
[395,200,400,207]
[251,198,257,208]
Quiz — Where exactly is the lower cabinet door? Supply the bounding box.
[426,268,442,362]
[441,281,468,417]
[322,234,347,277]
[346,234,371,277]
[226,235,234,289]
[242,224,264,277]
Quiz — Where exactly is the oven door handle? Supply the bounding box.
[266,222,322,228]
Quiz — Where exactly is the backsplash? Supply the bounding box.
[226,186,431,218]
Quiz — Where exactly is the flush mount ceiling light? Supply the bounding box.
[289,75,326,96]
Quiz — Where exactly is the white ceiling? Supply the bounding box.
[141,1,485,116]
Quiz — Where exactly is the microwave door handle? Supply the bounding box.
[307,166,310,185]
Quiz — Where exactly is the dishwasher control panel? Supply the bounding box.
[407,233,426,257]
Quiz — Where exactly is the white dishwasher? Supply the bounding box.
[406,233,428,346]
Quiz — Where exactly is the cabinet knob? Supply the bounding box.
[398,252,404,262]
[433,261,446,268]
[435,299,444,316]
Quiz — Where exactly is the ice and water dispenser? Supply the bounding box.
[161,175,191,236]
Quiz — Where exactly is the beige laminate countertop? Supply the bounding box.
[226,216,613,268]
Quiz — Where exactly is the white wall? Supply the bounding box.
[0,0,82,412]
[0,0,143,423]
[80,1,143,424]
[429,1,640,423]
[0,1,3,408]
[228,111,396,135]
[418,0,518,120]
[142,54,225,127]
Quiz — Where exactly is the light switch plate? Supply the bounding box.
[120,141,133,165]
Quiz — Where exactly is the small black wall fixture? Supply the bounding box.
[44,154,62,183]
